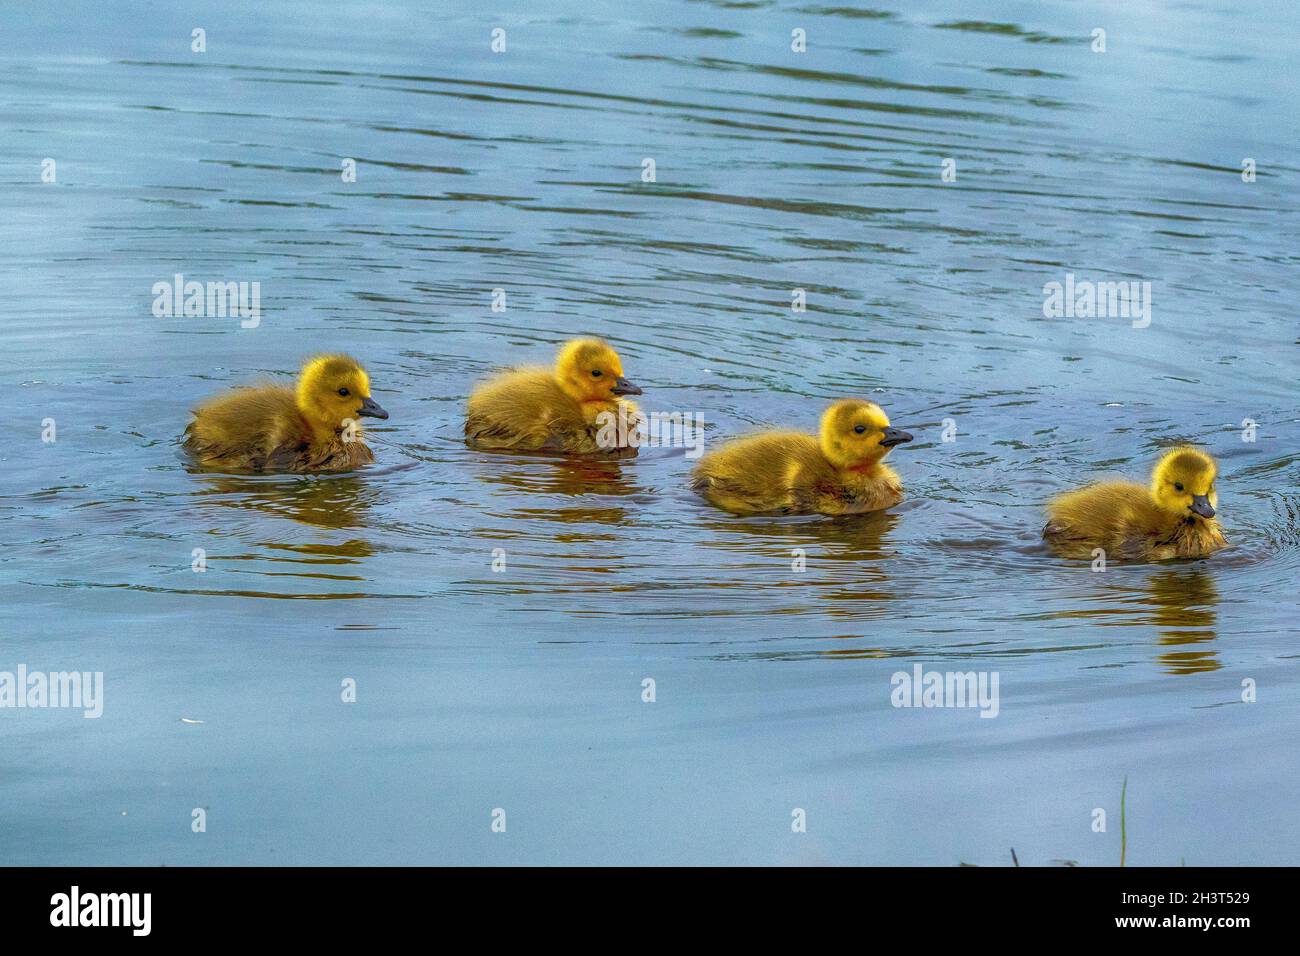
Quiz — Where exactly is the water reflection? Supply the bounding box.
[1146,568,1221,675]
[702,509,901,629]
[471,453,649,529]
[187,474,379,590]
[190,474,379,530]
[473,452,643,498]
[700,508,900,564]
[1051,566,1222,674]
[9,0,1300,867]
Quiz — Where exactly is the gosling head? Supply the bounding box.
[296,355,388,433]
[1151,446,1218,522]
[554,338,642,405]
[819,398,912,471]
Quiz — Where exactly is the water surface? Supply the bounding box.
[2,0,1298,865]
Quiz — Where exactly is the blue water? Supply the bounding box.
[2,0,1298,865]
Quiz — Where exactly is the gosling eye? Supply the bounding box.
[591,369,603,378]
[338,387,350,397]
[1174,482,1184,492]
[854,424,867,434]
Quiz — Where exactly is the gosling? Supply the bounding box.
[183,355,388,473]
[1043,446,1228,561]
[691,398,913,516]
[465,338,643,455]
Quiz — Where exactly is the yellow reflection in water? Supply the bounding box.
[1146,567,1220,675]
[703,509,900,629]
[1049,565,1221,675]
[456,455,650,592]
[188,475,378,596]
[476,454,642,498]
[192,474,377,530]
[701,508,899,563]
[474,454,645,528]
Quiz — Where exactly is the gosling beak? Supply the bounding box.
[357,395,389,420]
[1189,494,1215,519]
[611,376,642,397]
[879,427,913,448]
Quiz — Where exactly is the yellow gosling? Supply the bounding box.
[465,338,643,454]
[691,398,913,516]
[183,355,388,473]
[1044,446,1228,561]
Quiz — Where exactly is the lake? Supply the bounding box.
[2,0,1298,865]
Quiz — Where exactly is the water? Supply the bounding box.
[3,0,1298,865]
